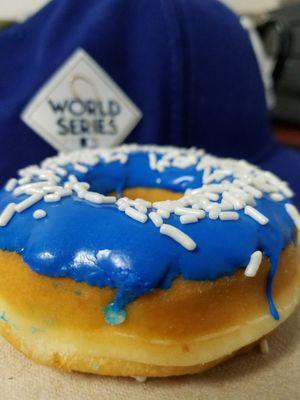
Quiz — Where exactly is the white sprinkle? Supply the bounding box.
[208,210,219,220]
[206,170,230,184]
[202,167,212,184]
[73,182,90,191]
[232,179,246,188]
[15,193,43,212]
[148,153,157,170]
[134,204,148,214]
[237,159,253,170]
[160,224,196,251]
[125,206,148,223]
[223,192,245,210]
[153,201,178,212]
[33,209,47,219]
[117,197,132,210]
[116,197,130,206]
[203,192,219,201]
[44,193,61,203]
[118,202,127,211]
[175,207,205,218]
[42,185,63,193]
[196,161,204,171]
[55,166,67,176]
[119,154,128,164]
[194,209,205,219]
[77,190,86,199]
[280,184,294,198]
[149,211,163,227]
[205,203,221,212]
[202,184,227,193]
[220,200,233,211]
[18,177,31,185]
[219,211,239,221]
[180,214,198,224]
[156,163,165,172]
[59,188,72,197]
[40,173,60,184]
[264,171,281,185]
[25,187,45,195]
[72,183,88,199]
[229,187,246,197]
[259,338,269,354]
[13,181,50,196]
[133,376,147,383]
[192,197,210,209]
[245,251,263,277]
[0,203,16,227]
[4,178,17,192]
[243,185,263,199]
[64,182,73,190]
[244,206,269,225]
[68,174,78,183]
[252,178,276,193]
[244,193,256,207]
[134,198,152,208]
[186,188,202,196]
[157,208,170,219]
[73,163,88,173]
[157,159,170,169]
[84,192,104,204]
[101,196,116,204]
[270,193,284,202]
[285,203,300,231]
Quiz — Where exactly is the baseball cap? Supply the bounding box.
[0,0,299,204]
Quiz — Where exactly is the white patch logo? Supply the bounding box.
[21,49,142,152]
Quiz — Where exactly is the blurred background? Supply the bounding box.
[0,0,300,152]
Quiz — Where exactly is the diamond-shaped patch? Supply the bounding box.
[21,48,142,152]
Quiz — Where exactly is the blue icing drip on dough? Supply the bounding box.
[0,151,296,323]
[104,303,127,325]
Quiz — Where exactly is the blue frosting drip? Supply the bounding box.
[0,152,296,323]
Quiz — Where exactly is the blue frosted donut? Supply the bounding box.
[0,144,298,325]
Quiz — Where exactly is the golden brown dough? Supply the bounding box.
[0,243,299,377]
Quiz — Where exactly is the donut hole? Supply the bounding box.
[119,187,182,202]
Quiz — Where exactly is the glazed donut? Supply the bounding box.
[0,144,299,378]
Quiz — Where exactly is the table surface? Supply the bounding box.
[0,308,299,400]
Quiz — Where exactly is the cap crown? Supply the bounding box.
[0,0,273,183]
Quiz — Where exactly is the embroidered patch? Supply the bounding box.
[21,49,142,151]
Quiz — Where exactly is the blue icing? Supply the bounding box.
[0,311,8,322]
[0,151,296,323]
[104,304,127,325]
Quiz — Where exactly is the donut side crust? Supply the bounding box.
[0,244,298,377]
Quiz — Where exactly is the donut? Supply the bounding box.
[0,144,299,378]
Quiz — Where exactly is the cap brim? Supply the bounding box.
[258,145,300,207]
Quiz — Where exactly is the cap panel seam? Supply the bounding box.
[172,0,191,146]
[159,0,185,145]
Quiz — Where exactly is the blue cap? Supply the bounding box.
[0,0,299,204]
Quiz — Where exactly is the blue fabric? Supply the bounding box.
[259,145,300,207]
[0,0,299,205]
